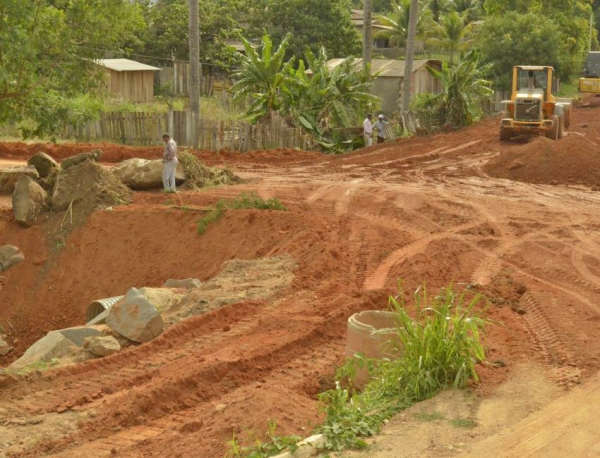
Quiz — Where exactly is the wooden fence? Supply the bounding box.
[155,61,232,97]
[64,111,309,152]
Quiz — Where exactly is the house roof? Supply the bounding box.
[350,9,394,31]
[96,59,160,72]
[322,58,441,78]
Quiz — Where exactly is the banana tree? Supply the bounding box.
[426,50,493,127]
[231,33,296,122]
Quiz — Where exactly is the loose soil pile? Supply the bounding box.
[178,150,242,189]
[51,160,132,231]
[484,134,600,187]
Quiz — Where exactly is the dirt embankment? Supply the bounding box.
[0,142,322,166]
[484,134,600,187]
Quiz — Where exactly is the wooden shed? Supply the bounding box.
[96,59,160,103]
[323,58,443,115]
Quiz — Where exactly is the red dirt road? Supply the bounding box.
[2,103,600,456]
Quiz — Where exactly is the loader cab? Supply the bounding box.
[512,66,554,102]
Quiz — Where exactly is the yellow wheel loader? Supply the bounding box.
[500,66,572,141]
[579,51,600,94]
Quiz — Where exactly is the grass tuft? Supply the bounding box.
[197,192,287,235]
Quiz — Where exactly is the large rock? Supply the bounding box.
[12,176,47,227]
[60,149,102,170]
[163,278,202,290]
[113,158,186,190]
[0,336,12,356]
[0,166,39,195]
[28,152,59,178]
[106,287,164,343]
[83,335,121,357]
[0,245,24,271]
[9,326,100,370]
[139,287,175,312]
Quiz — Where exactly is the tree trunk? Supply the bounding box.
[363,0,372,76]
[400,0,419,114]
[188,0,200,148]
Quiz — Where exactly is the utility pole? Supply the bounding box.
[363,0,372,76]
[400,0,418,114]
[189,0,200,148]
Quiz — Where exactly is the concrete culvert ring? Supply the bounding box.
[86,296,124,323]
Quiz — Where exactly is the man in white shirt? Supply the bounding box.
[162,133,178,193]
[363,114,373,147]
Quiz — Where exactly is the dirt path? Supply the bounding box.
[2,104,600,456]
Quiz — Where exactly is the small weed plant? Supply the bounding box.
[226,420,300,458]
[197,192,287,235]
[315,282,490,451]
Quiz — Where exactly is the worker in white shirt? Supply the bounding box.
[374,114,389,144]
[363,114,373,147]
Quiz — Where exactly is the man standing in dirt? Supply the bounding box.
[162,133,178,193]
[363,114,373,147]
[374,114,389,144]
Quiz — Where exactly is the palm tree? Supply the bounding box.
[426,50,493,127]
[188,0,200,147]
[231,33,295,122]
[377,0,430,49]
[363,0,373,75]
[426,10,477,64]
[400,0,419,113]
[448,0,484,22]
[429,0,449,22]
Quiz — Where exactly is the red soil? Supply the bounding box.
[3,97,600,456]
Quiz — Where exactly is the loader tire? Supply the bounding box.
[545,115,559,140]
[500,126,513,141]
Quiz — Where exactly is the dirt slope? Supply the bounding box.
[3,99,600,456]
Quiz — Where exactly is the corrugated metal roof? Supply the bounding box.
[96,58,160,72]
[323,58,440,78]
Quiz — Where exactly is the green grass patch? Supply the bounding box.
[558,81,580,99]
[197,192,287,235]
[450,418,477,429]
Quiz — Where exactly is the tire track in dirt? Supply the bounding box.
[518,291,581,386]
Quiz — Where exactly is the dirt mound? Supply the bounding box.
[484,134,600,187]
[52,160,132,212]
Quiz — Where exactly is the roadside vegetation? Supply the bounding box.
[228,282,491,456]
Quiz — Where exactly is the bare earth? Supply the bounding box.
[2,101,600,457]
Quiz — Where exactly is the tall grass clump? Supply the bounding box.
[315,282,490,451]
[197,192,287,234]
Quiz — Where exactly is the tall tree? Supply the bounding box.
[476,12,563,89]
[255,0,360,61]
[188,0,200,147]
[363,0,373,74]
[0,0,147,137]
[401,0,419,113]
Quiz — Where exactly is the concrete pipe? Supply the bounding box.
[86,296,124,323]
[345,310,400,388]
